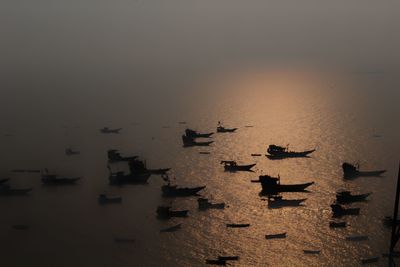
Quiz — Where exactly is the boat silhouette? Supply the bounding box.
[266,144,315,159]
[342,162,386,179]
[221,161,256,172]
[100,127,122,134]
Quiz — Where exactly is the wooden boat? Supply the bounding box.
[267,196,306,208]
[182,135,214,147]
[185,129,214,138]
[361,257,379,265]
[109,171,150,185]
[336,191,371,204]
[98,194,122,204]
[0,185,32,196]
[226,223,250,228]
[255,175,314,193]
[265,233,287,239]
[108,149,137,163]
[100,127,122,134]
[65,148,80,156]
[266,144,315,159]
[329,221,347,228]
[303,250,320,255]
[331,204,360,218]
[221,161,256,172]
[342,162,386,179]
[206,259,226,265]
[160,223,182,233]
[0,178,9,184]
[251,154,262,157]
[346,235,369,242]
[157,206,189,219]
[197,198,225,210]
[217,126,237,133]
[42,174,81,185]
[162,184,205,197]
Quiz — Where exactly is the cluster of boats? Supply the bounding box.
[181,123,238,147]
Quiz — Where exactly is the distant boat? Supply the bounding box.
[303,250,320,255]
[251,154,262,157]
[108,149,138,163]
[157,206,189,219]
[265,232,287,239]
[182,135,214,147]
[162,184,206,197]
[226,223,250,228]
[160,223,182,233]
[342,162,386,179]
[217,126,237,133]
[0,185,32,196]
[336,191,371,204]
[185,129,214,138]
[331,204,360,218]
[42,172,81,185]
[100,127,122,134]
[361,257,379,265]
[266,144,315,159]
[254,175,314,193]
[267,195,306,208]
[329,221,347,228]
[197,198,225,210]
[98,194,122,204]
[65,148,80,156]
[221,161,256,172]
[0,178,9,184]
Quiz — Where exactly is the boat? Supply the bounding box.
[329,221,347,228]
[162,184,206,197]
[336,191,371,204]
[266,144,315,159]
[265,233,287,239]
[361,257,379,265]
[255,175,314,193]
[109,171,151,185]
[206,259,226,265]
[251,154,262,157]
[65,148,80,156]
[218,256,239,261]
[226,223,250,228]
[217,126,237,133]
[108,149,137,163]
[303,250,320,255]
[182,135,214,147]
[42,173,81,185]
[160,223,182,233]
[0,185,32,196]
[342,162,386,179]
[100,127,122,134]
[267,195,306,208]
[148,168,171,175]
[197,198,226,210]
[156,206,189,219]
[331,204,360,218]
[221,161,256,172]
[98,194,122,204]
[199,151,211,155]
[0,178,9,184]
[185,129,214,138]
[346,235,369,241]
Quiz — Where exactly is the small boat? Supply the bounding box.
[107,149,137,163]
[114,238,135,243]
[217,126,237,133]
[199,151,211,155]
[0,178,9,184]
[346,235,369,242]
[266,144,315,159]
[329,221,347,228]
[197,198,225,210]
[267,196,306,208]
[98,194,122,204]
[185,129,214,138]
[218,256,239,261]
[100,127,122,134]
[162,184,206,197]
[182,135,214,147]
[65,148,80,156]
[342,162,386,179]
[160,223,182,233]
[12,225,30,230]
[255,175,314,193]
[336,191,371,204]
[148,168,171,175]
[226,223,250,228]
[221,161,256,172]
[206,259,226,265]
[0,185,32,196]
[108,171,151,185]
[331,204,360,217]
[303,250,320,255]
[265,233,287,239]
[361,257,379,265]
[42,173,81,185]
[157,206,189,219]
[251,154,262,157]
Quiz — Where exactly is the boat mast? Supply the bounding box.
[389,163,400,262]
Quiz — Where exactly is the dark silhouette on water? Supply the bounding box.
[336,191,371,204]
[265,232,287,239]
[267,195,307,209]
[65,148,80,156]
[253,175,314,194]
[226,223,250,228]
[221,161,256,172]
[217,121,237,133]
[182,134,214,147]
[0,178,9,184]
[42,170,81,185]
[108,166,151,185]
[162,183,206,197]
[329,221,347,228]
[108,149,138,163]
[98,194,122,204]
[266,144,315,159]
[100,127,122,134]
[185,128,214,138]
[331,204,360,218]
[342,162,386,179]
[0,184,32,196]
[157,206,189,220]
[160,223,182,233]
[197,198,225,210]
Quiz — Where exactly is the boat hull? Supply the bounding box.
[162,186,206,197]
[266,149,315,159]
[224,164,256,172]
[261,182,314,193]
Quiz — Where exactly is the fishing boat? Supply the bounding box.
[303,250,321,255]
[100,127,122,134]
[109,171,151,185]
[342,162,386,179]
[217,126,237,133]
[254,175,314,193]
[185,129,214,138]
[265,233,287,239]
[108,149,137,163]
[221,161,256,172]
[182,135,214,147]
[197,198,225,210]
[162,184,206,197]
[206,259,226,265]
[331,204,360,218]
[65,148,80,156]
[329,221,347,228]
[98,194,122,204]
[267,195,307,208]
[0,178,9,184]
[156,206,189,219]
[42,172,81,185]
[266,144,315,159]
[160,223,182,233]
[226,223,250,228]
[0,185,32,196]
[336,191,371,204]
